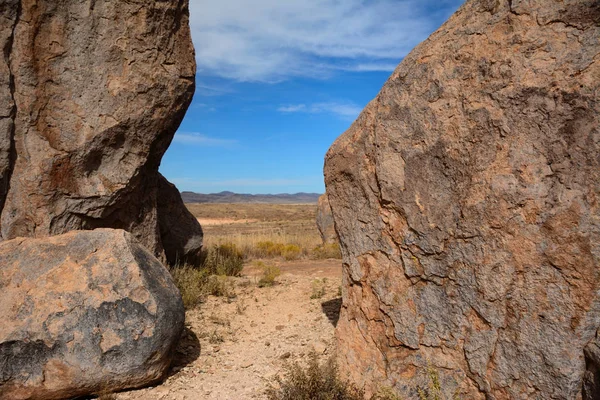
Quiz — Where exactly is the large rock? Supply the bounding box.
[324,0,600,398]
[0,0,200,264]
[0,229,185,399]
[316,193,337,244]
[157,174,203,266]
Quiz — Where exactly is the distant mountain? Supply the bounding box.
[181,191,321,204]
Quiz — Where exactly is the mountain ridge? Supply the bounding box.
[181,191,321,204]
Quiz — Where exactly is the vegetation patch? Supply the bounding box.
[266,353,364,400]
[256,261,281,287]
[200,243,244,276]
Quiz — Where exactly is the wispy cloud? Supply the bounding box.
[188,0,463,82]
[172,133,237,147]
[277,104,307,113]
[278,101,362,119]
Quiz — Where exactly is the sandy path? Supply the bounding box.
[116,259,342,400]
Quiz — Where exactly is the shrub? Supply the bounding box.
[311,242,342,259]
[170,266,207,309]
[256,261,281,288]
[255,241,303,260]
[310,278,328,299]
[266,353,364,400]
[201,243,244,276]
[204,274,235,298]
[282,244,302,260]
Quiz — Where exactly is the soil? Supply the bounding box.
[116,259,342,400]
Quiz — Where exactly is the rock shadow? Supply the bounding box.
[321,297,342,327]
[169,326,201,374]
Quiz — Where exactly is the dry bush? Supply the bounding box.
[311,242,342,260]
[200,243,244,276]
[256,261,281,288]
[266,353,364,400]
[169,245,241,309]
[170,266,207,309]
[311,278,328,299]
[204,274,235,298]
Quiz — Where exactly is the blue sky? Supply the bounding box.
[160,0,465,194]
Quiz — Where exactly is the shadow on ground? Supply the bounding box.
[170,326,201,374]
[321,297,342,327]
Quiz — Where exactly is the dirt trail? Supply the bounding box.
[117,259,342,400]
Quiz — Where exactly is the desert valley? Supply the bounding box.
[0,0,599,399]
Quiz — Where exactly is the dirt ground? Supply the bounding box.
[116,259,342,400]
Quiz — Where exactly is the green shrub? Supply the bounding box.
[266,353,364,400]
[201,243,244,276]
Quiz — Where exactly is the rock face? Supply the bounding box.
[316,194,337,244]
[157,174,203,266]
[324,1,600,398]
[0,229,185,400]
[0,0,200,264]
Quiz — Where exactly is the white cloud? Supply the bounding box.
[277,104,307,113]
[172,133,237,147]
[278,101,363,119]
[189,0,463,82]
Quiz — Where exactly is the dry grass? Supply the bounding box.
[186,203,340,261]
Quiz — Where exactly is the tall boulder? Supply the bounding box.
[0,0,201,264]
[0,229,185,400]
[324,0,600,398]
[316,193,338,244]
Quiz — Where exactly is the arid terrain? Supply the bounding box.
[116,203,343,400]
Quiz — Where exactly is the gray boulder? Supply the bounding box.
[0,229,185,399]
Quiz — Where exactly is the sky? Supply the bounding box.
[159,0,465,195]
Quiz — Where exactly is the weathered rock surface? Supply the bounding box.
[0,229,185,400]
[324,0,600,398]
[316,194,337,244]
[0,0,200,264]
[157,174,203,266]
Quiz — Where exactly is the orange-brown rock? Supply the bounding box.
[324,0,600,398]
[316,194,337,244]
[0,229,185,400]
[0,0,201,264]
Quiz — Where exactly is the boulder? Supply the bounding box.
[324,0,600,398]
[157,173,203,266]
[0,229,185,400]
[0,0,200,264]
[316,193,337,244]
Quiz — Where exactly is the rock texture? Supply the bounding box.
[0,229,185,400]
[324,0,600,398]
[157,174,203,266]
[0,0,200,263]
[316,194,338,244]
